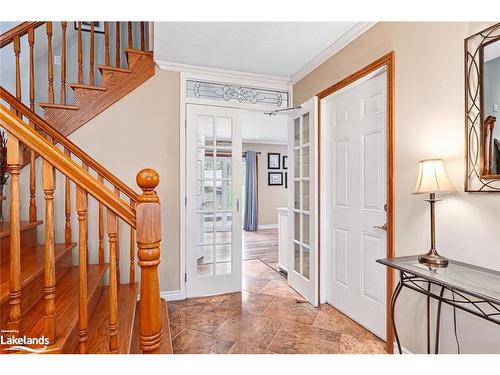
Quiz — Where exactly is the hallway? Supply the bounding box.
[169,259,386,354]
[242,229,279,271]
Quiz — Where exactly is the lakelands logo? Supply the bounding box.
[1,329,51,353]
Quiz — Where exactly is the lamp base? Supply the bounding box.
[418,250,449,267]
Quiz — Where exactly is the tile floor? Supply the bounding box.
[169,259,387,354]
[197,229,280,277]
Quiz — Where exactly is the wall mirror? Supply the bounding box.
[465,23,500,192]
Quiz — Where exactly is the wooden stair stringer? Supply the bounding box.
[41,50,154,137]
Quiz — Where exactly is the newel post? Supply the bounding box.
[136,169,163,354]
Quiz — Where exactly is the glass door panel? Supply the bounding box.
[288,97,318,306]
[187,105,242,297]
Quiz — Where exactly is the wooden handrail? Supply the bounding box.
[0,22,44,48]
[0,104,136,227]
[0,87,140,202]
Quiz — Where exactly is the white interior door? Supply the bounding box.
[186,104,242,297]
[288,97,319,306]
[323,70,387,339]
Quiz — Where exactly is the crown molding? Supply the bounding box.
[290,22,377,85]
[155,60,291,89]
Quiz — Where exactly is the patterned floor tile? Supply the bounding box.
[172,329,234,354]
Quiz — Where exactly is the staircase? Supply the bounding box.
[0,22,172,354]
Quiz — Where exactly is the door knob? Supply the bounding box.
[373,223,387,231]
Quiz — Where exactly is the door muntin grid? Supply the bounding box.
[195,115,234,277]
[292,112,312,280]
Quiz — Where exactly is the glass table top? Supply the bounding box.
[377,256,500,305]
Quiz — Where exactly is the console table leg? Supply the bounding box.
[391,271,404,354]
[435,286,445,354]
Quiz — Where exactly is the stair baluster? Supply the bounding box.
[46,22,54,104]
[64,147,72,243]
[129,198,135,284]
[42,157,56,343]
[136,169,162,354]
[77,22,83,84]
[60,22,67,105]
[98,174,105,264]
[76,179,89,353]
[140,22,145,51]
[28,27,37,222]
[115,187,121,284]
[89,22,95,86]
[128,22,133,49]
[13,35,21,114]
[107,207,119,353]
[115,22,121,68]
[6,133,22,333]
[104,22,110,66]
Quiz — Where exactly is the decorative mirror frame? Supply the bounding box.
[465,22,500,192]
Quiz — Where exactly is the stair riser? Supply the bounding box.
[1,226,37,257]
[125,52,148,69]
[64,280,105,353]
[0,252,72,328]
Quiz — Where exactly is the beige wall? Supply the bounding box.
[243,143,288,226]
[18,68,181,293]
[293,22,500,353]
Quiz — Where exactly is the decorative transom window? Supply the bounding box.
[186,80,289,108]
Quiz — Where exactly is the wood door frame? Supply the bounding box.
[316,51,395,353]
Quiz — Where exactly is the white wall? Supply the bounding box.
[293,22,500,354]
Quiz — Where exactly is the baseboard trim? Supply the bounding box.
[160,290,184,301]
[258,224,278,230]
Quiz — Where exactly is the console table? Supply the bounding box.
[377,256,500,354]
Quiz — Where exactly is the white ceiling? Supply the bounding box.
[154,22,362,79]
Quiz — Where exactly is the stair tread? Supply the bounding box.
[69,83,107,92]
[0,220,43,238]
[18,263,108,353]
[82,282,139,354]
[0,242,77,304]
[97,65,133,73]
[39,102,79,110]
[130,298,172,354]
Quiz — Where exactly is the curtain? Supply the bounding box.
[243,151,258,231]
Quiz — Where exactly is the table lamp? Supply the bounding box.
[413,159,455,267]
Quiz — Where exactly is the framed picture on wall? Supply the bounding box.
[268,172,283,186]
[268,153,281,169]
[283,155,288,169]
[74,22,105,34]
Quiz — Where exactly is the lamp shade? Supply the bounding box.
[413,159,455,194]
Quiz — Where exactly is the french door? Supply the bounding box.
[288,97,319,306]
[186,104,242,297]
[324,70,387,339]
